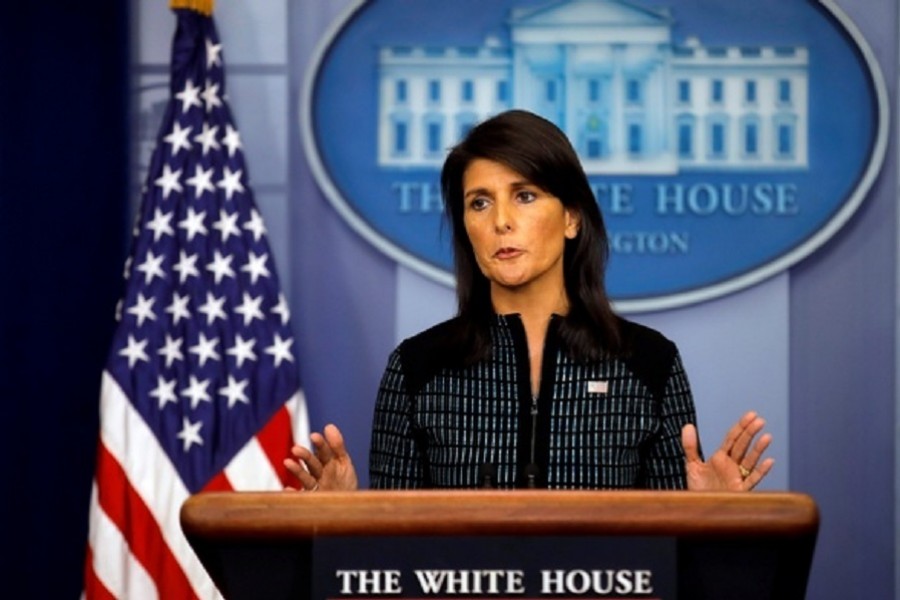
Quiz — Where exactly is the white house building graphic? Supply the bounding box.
[376,0,808,174]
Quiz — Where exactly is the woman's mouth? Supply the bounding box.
[494,247,523,259]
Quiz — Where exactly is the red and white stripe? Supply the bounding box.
[84,372,308,599]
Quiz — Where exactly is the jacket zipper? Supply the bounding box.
[527,393,539,488]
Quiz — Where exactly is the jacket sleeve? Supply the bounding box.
[368,349,427,489]
[639,350,698,490]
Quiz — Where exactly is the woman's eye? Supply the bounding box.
[518,190,537,203]
[469,197,489,211]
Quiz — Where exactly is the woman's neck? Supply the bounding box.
[491,282,569,323]
[491,283,568,397]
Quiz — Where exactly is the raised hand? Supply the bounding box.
[682,411,774,491]
[283,423,359,491]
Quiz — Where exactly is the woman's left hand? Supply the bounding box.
[681,411,774,491]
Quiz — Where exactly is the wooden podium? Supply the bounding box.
[181,490,818,599]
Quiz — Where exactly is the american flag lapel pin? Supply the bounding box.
[588,380,608,394]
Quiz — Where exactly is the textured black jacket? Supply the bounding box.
[369,314,697,489]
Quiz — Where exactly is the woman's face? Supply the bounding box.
[462,158,579,294]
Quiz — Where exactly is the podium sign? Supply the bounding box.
[313,536,676,599]
[180,490,818,600]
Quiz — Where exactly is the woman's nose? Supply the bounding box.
[493,199,513,232]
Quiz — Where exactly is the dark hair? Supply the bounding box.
[440,109,621,362]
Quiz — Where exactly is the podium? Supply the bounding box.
[181,490,818,599]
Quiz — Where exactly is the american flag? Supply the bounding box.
[84,5,308,598]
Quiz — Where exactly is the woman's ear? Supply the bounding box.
[564,208,581,239]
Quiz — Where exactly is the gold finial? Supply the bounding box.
[169,0,214,16]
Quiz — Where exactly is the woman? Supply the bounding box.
[286,110,773,492]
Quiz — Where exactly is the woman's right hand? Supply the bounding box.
[283,423,359,491]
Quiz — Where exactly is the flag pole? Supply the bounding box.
[169,0,214,16]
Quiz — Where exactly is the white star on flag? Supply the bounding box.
[212,209,241,241]
[175,78,203,113]
[154,164,183,199]
[202,79,222,111]
[194,121,220,155]
[158,334,184,368]
[145,208,175,241]
[126,292,157,326]
[176,417,204,452]
[242,251,271,284]
[165,291,192,325]
[149,375,178,409]
[205,38,223,68]
[243,208,267,241]
[272,293,291,325]
[226,334,257,367]
[172,250,200,283]
[222,123,242,157]
[163,121,192,155]
[178,208,208,241]
[234,292,264,326]
[189,332,220,367]
[118,335,149,368]
[265,333,294,367]
[135,250,166,284]
[217,166,245,200]
[196,291,227,325]
[186,164,216,198]
[181,375,212,410]
[206,250,236,284]
[219,375,250,408]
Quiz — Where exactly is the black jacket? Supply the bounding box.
[369,314,697,489]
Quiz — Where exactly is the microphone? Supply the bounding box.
[524,463,540,489]
[479,463,496,489]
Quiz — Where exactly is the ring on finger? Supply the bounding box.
[738,464,752,479]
